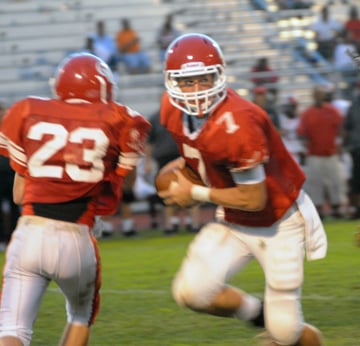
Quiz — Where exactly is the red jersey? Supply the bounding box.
[345,20,360,41]
[160,88,305,227]
[297,103,343,156]
[0,97,150,226]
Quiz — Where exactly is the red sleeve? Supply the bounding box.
[113,103,151,177]
[0,99,29,175]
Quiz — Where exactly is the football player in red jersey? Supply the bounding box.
[158,33,327,346]
[0,53,150,346]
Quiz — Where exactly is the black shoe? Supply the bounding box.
[101,231,113,238]
[249,301,265,328]
[123,230,138,237]
[150,220,158,229]
[186,224,201,233]
[163,228,178,236]
[349,210,360,220]
[331,212,344,219]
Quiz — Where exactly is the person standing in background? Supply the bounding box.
[278,95,306,167]
[252,85,281,130]
[344,80,360,219]
[297,84,345,219]
[90,20,118,72]
[156,14,181,65]
[116,18,151,74]
[0,101,20,251]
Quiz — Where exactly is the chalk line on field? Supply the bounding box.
[48,288,360,301]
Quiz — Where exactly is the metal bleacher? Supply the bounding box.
[0,0,174,113]
[0,0,353,115]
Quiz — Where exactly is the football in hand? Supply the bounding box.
[155,164,204,193]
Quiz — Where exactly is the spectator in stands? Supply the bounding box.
[310,5,343,61]
[89,20,118,72]
[344,79,360,219]
[297,84,345,219]
[0,101,20,252]
[344,5,360,44]
[252,86,281,130]
[116,18,151,74]
[156,14,181,65]
[83,36,96,55]
[332,31,358,94]
[327,0,351,5]
[323,83,352,216]
[146,108,201,234]
[278,95,306,166]
[250,57,279,100]
[276,0,312,10]
[323,82,351,116]
[333,31,358,71]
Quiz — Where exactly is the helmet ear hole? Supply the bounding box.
[54,53,114,103]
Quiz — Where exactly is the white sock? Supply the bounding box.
[122,218,134,232]
[234,294,262,321]
[170,216,180,226]
[101,220,114,232]
[184,216,192,225]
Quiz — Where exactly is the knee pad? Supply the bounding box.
[265,240,303,291]
[172,261,222,311]
[265,294,303,345]
[172,223,233,310]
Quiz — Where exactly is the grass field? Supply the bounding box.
[0,219,359,345]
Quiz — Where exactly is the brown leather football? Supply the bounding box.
[155,164,204,192]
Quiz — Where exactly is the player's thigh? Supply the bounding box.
[0,225,49,339]
[261,208,305,291]
[173,222,252,289]
[305,156,325,204]
[56,230,99,323]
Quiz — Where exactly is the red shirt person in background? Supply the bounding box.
[297,84,345,219]
[344,5,360,43]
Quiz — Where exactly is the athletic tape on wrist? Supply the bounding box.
[191,185,211,202]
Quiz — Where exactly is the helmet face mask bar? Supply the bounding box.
[164,33,227,117]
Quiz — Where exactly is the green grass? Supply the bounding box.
[1,220,359,345]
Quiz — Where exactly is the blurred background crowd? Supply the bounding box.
[1,0,360,243]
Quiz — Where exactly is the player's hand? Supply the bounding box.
[158,170,195,207]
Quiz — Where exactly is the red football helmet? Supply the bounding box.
[53,53,115,103]
[164,33,227,116]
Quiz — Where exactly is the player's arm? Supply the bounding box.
[193,164,267,211]
[13,172,24,205]
[124,168,137,190]
[162,164,267,211]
